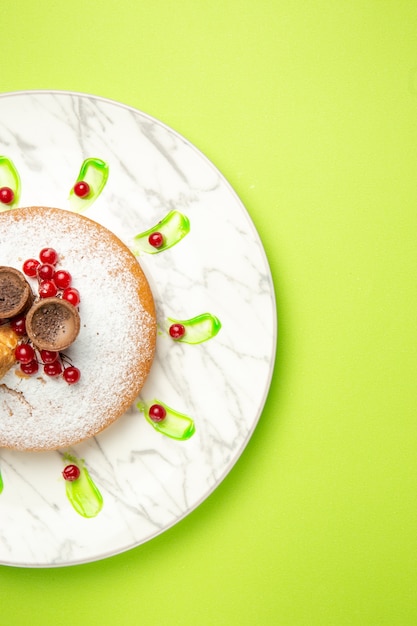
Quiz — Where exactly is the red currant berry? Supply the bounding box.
[22,258,40,277]
[0,186,14,205]
[73,181,90,198]
[39,247,58,265]
[169,323,186,340]
[53,269,72,290]
[20,359,39,375]
[62,287,80,307]
[15,343,35,364]
[62,464,81,481]
[148,232,164,248]
[39,280,57,298]
[149,404,167,422]
[40,350,58,364]
[63,366,81,385]
[10,316,27,336]
[44,361,63,377]
[37,263,55,281]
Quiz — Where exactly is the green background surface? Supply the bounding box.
[1,1,417,624]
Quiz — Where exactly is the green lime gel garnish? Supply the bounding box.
[133,210,190,254]
[168,313,221,344]
[137,399,196,440]
[0,156,21,210]
[69,157,109,212]
[62,454,103,518]
[0,469,3,494]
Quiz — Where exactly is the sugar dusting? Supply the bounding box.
[0,207,156,451]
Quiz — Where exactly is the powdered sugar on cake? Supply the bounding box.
[0,207,156,450]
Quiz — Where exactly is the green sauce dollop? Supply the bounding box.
[168,313,221,344]
[69,157,109,212]
[137,399,196,440]
[133,210,190,254]
[63,454,103,518]
[0,156,21,210]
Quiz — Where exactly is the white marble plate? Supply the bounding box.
[0,91,276,567]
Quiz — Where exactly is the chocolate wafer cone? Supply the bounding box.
[0,267,33,319]
[26,297,80,351]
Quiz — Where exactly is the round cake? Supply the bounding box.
[0,206,156,451]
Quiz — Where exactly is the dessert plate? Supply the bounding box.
[0,91,276,567]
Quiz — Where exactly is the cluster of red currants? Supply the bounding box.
[13,338,80,384]
[22,246,80,305]
[11,247,81,384]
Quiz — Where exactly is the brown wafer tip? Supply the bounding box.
[25,297,80,351]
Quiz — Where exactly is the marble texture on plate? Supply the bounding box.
[0,91,276,567]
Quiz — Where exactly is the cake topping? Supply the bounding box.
[23,249,78,303]
[44,360,63,377]
[22,258,40,277]
[17,247,83,375]
[53,269,72,290]
[25,297,80,351]
[36,350,80,382]
[63,365,81,385]
[0,266,33,319]
[62,287,80,307]
[20,359,39,375]
[10,315,27,336]
[15,343,35,364]
[39,280,58,298]
[37,263,55,281]
[40,349,58,363]
[39,247,58,265]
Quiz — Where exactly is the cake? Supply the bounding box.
[0,206,156,451]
